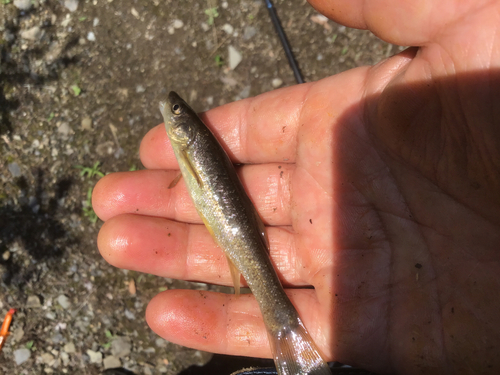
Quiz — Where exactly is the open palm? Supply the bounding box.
[93,0,500,374]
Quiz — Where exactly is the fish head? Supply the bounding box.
[159,91,197,147]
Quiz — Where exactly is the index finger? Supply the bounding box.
[140,83,313,169]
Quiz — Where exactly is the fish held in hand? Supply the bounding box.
[159,91,331,375]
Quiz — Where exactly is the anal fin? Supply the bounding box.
[197,212,242,297]
[226,255,241,296]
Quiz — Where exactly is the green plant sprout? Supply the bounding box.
[204,7,219,25]
[70,84,81,96]
[76,162,104,223]
[82,187,98,224]
[214,55,224,67]
[75,161,105,178]
[26,340,36,351]
[102,330,115,349]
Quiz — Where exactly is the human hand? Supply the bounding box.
[93,0,500,374]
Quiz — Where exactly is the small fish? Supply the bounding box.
[159,92,331,375]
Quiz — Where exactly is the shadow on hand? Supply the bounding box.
[329,68,500,373]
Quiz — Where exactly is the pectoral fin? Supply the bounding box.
[168,173,183,189]
[179,149,202,187]
[253,207,270,250]
[226,255,241,296]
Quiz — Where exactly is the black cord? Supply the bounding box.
[264,0,305,84]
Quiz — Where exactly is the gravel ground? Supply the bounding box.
[0,0,398,374]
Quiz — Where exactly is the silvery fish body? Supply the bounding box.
[159,91,331,375]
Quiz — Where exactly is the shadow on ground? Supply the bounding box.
[0,169,75,287]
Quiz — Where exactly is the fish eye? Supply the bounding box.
[172,104,182,115]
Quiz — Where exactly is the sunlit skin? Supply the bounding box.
[93,0,500,374]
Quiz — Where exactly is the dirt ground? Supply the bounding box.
[0,0,397,374]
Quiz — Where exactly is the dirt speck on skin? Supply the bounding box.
[0,0,395,373]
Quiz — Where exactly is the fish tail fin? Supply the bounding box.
[268,318,331,375]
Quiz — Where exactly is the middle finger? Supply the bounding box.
[97,214,306,286]
[93,163,293,226]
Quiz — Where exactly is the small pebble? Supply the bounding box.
[243,26,257,40]
[12,327,25,342]
[50,332,64,344]
[103,355,121,369]
[228,45,242,70]
[189,89,198,102]
[60,352,70,366]
[8,162,21,177]
[111,336,131,357]
[272,78,283,88]
[45,312,56,320]
[172,19,184,29]
[26,295,42,308]
[57,122,71,136]
[41,352,56,366]
[87,32,96,42]
[61,15,72,28]
[21,26,43,41]
[64,0,78,12]
[237,85,251,99]
[128,279,136,295]
[63,342,75,354]
[14,348,31,365]
[201,22,209,32]
[222,23,234,35]
[86,349,102,364]
[155,337,167,347]
[81,117,92,130]
[57,294,71,309]
[124,309,135,320]
[13,0,32,10]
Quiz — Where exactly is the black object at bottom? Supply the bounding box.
[101,357,378,375]
[231,361,377,375]
[102,368,136,375]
